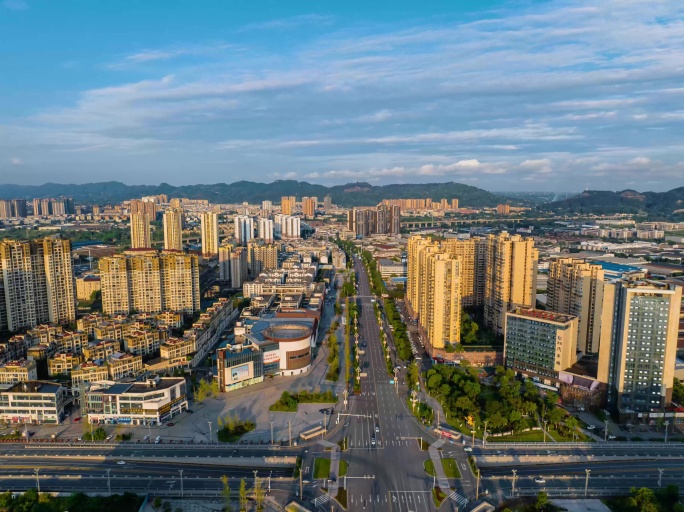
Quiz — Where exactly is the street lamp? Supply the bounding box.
[179,469,184,498]
[604,419,609,442]
[543,420,548,444]
[106,468,112,496]
[208,421,213,443]
[270,421,274,445]
[34,469,40,494]
[269,471,272,493]
[664,420,670,443]
[483,421,488,447]
[253,470,259,491]
[511,469,517,497]
[584,469,591,498]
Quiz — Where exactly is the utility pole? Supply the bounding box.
[289,421,292,447]
[584,469,591,498]
[270,421,274,445]
[148,421,152,443]
[665,420,670,443]
[107,468,112,496]
[208,421,213,443]
[483,421,488,447]
[179,469,184,498]
[511,469,517,497]
[299,468,303,498]
[604,419,608,442]
[658,468,664,488]
[476,469,481,500]
[34,469,40,494]
[543,420,548,444]
[269,471,272,493]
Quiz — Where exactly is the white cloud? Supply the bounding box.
[2,0,27,10]
[10,157,23,165]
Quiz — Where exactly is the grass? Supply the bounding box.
[441,458,461,479]
[339,460,348,477]
[335,487,348,509]
[313,458,331,480]
[338,437,348,451]
[424,460,436,476]
[293,457,302,478]
[467,456,479,477]
[548,428,593,443]
[490,430,546,443]
[418,438,429,451]
[432,488,447,508]
[217,421,255,442]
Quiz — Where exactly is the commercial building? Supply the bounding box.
[377,258,406,278]
[607,279,682,416]
[99,249,200,315]
[84,376,188,426]
[504,308,579,378]
[200,211,220,256]
[0,381,68,424]
[130,212,151,249]
[163,208,184,251]
[216,345,264,392]
[0,359,38,385]
[547,258,614,354]
[0,237,76,333]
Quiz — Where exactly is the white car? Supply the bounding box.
[371,437,376,446]
[142,435,150,441]
[608,435,616,440]
[587,424,596,430]
[464,446,473,452]
[534,477,546,484]
[116,461,126,465]
[105,435,114,441]
[375,426,380,433]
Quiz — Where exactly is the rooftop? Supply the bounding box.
[7,381,63,394]
[510,308,576,324]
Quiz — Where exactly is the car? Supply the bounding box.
[116,461,126,465]
[608,435,616,440]
[375,426,380,433]
[105,435,114,441]
[142,435,150,441]
[167,422,175,427]
[534,477,546,484]
[73,417,81,422]
[587,424,596,430]
[155,436,162,444]
[371,437,376,445]
[464,446,473,452]
[186,410,193,414]
[77,437,83,441]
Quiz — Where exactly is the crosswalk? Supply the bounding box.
[313,493,331,507]
[448,490,469,507]
[317,440,337,448]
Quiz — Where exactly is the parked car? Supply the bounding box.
[155,436,162,444]
[464,446,473,452]
[371,437,376,446]
[167,422,175,427]
[587,424,596,430]
[142,435,150,441]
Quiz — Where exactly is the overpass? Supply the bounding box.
[401,216,559,230]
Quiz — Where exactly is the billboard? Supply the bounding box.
[231,363,251,382]
[264,350,281,365]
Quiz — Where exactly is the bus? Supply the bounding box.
[299,425,325,441]
[434,426,462,441]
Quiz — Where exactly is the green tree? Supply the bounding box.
[535,491,549,511]
[254,477,265,511]
[220,475,233,512]
[239,478,248,512]
[154,496,162,510]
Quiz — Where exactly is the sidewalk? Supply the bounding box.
[429,438,451,492]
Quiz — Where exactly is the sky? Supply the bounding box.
[1,0,684,192]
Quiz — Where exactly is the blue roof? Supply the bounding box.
[593,260,643,274]
[106,383,133,395]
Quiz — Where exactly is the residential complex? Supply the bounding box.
[163,208,184,251]
[99,249,200,315]
[200,211,220,256]
[130,212,151,249]
[347,205,401,236]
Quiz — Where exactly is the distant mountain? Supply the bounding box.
[544,187,684,215]
[0,180,507,208]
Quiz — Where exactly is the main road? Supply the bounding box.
[304,255,476,512]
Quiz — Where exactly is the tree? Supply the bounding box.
[162,502,172,512]
[220,475,233,512]
[535,491,549,511]
[427,373,442,390]
[239,478,248,512]
[154,497,162,510]
[254,478,266,511]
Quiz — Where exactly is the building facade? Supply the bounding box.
[130,212,151,249]
[163,208,184,251]
[201,211,220,256]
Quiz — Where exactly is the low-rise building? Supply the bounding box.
[84,376,188,426]
[47,353,83,377]
[123,330,162,356]
[107,352,143,380]
[71,361,110,392]
[216,345,264,392]
[76,275,101,301]
[0,381,68,424]
[0,360,38,385]
[377,258,407,278]
[82,339,120,361]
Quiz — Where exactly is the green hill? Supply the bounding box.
[0,180,507,208]
[544,187,684,215]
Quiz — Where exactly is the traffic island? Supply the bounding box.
[432,487,447,508]
[313,458,331,479]
[424,459,436,476]
[339,460,348,477]
[424,458,461,479]
[337,436,349,451]
[335,487,348,509]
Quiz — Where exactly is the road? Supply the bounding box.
[303,256,475,512]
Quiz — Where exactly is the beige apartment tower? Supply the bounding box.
[281,196,296,216]
[99,249,199,316]
[130,212,151,249]
[163,208,184,251]
[422,253,461,351]
[547,258,614,354]
[201,211,220,256]
[483,232,537,336]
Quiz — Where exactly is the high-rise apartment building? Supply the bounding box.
[281,196,296,215]
[607,279,682,414]
[261,200,273,212]
[218,244,232,282]
[51,199,66,216]
[348,206,401,236]
[0,237,76,332]
[483,232,537,336]
[497,204,511,215]
[99,250,199,316]
[441,238,486,307]
[248,242,279,276]
[547,258,614,354]
[32,198,42,216]
[274,214,300,239]
[452,198,459,210]
[0,199,27,219]
[0,200,13,219]
[324,195,332,210]
[169,198,183,209]
[505,308,579,378]
[302,197,317,219]
[130,212,151,249]
[201,211,220,256]
[40,198,52,216]
[163,208,184,251]
[230,247,248,289]
[234,215,254,246]
[257,218,274,243]
[422,252,461,351]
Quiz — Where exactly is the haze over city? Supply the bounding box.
[2,0,684,191]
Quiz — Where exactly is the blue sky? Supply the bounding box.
[1,0,683,192]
